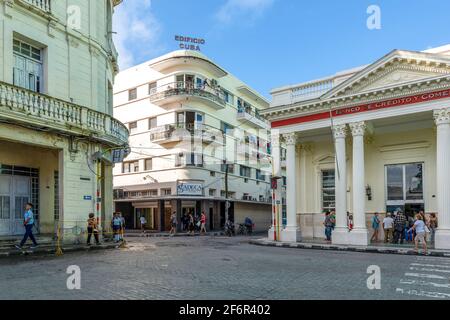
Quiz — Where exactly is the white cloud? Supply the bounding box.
[113,0,164,70]
[215,0,274,25]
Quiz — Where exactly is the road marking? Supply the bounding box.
[404,273,447,280]
[409,267,450,274]
[396,288,450,299]
[400,279,450,289]
[411,263,450,269]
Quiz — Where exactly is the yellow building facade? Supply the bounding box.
[0,0,128,236]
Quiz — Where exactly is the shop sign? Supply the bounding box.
[177,183,203,196]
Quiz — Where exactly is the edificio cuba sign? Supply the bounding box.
[175,35,205,51]
[177,183,203,196]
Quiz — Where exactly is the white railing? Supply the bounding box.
[22,0,51,12]
[0,81,129,146]
[149,81,226,107]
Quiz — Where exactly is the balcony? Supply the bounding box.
[0,81,129,147]
[149,81,226,109]
[18,0,51,13]
[237,107,269,129]
[150,123,225,146]
[149,124,182,145]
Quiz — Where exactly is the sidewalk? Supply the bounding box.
[0,236,120,259]
[125,230,226,238]
[250,238,450,258]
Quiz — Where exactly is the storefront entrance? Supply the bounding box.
[386,163,424,218]
[0,172,36,236]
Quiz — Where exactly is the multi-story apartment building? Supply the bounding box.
[113,50,272,232]
[0,0,128,237]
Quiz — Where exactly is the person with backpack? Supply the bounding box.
[393,210,407,244]
[370,212,381,243]
[15,203,38,250]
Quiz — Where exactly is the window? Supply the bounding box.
[223,90,234,104]
[128,88,137,101]
[221,163,235,174]
[161,188,172,196]
[148,117,157,130]
[256,169,265,181]
[240,166,251,178]
[386,163,424,202]
[322,170,335,211]
[210,171,216,177]
[209,189,216,197]
[13,39,43,93]
[144,159,153,171]
[128,121,137,133]
[123,161,139,173]
[148,82,157,95]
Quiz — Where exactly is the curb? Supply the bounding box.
[0,243,119,259]
[249,240,450,258]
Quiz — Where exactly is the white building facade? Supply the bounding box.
[113,51,272,232]
[263,45,450,250]
[0,0,128,236]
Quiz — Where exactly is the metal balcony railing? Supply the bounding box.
[149,81,227,107]
[22,0,51,12]
[150,123,225,144]
[0,81,129,146]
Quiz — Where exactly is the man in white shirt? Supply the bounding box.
[383,213,394,243]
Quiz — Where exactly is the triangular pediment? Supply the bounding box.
[324,50,450,99]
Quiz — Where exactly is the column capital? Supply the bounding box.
[434,108,450,126]
[283,132,297,146]
[332,124,347,139]
[349,121,367,137]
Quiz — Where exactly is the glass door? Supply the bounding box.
[386,163,424,218]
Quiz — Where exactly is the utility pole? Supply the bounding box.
[224,160,229,223]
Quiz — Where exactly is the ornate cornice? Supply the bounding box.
[332,124,347,139]
[434,108,450,125]
[349,121,366,137]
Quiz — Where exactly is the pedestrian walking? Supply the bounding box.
[383,213,394,243]
[188,212,195,235]
[200,211,207,235]
[409,214,429,255]
[86,213,100,245]
[393,210,407,244]
[170,211,177,236]
[140,215,147,236]
[15,203,38,250]
[119,212,126,241]
[370,212,381,242]
[323,211,335,243]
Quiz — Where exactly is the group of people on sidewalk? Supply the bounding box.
[371,210,437,254]
[323,209,437,254]
[180,211,208,236]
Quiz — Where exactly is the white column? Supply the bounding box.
[332,124,349,245]
[434,108,450,250]
[268,132,282,241]
[348,122,369,245]
[280,132,302,242]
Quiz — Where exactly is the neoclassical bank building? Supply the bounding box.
[262,44,450,250]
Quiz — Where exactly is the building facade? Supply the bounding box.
[113,50,272,232]
[262,45,450,250]
[0,0,128,237]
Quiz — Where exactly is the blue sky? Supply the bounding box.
[114,0,450,98]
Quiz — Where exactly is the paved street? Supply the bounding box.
[1,236,450,300]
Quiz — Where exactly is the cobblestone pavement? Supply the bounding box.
[0,236,449,300]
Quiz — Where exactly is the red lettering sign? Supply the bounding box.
[272,88,450,128]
